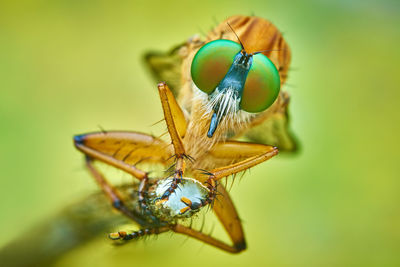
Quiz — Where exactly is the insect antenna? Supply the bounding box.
[251,48,283,55]
[227,22,246,52]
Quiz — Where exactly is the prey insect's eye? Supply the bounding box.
[191,39,241,94]
[240,53,281,113]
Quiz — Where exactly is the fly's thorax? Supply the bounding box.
[146,177,209,221]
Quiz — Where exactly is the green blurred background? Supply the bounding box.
[0,0,399,266]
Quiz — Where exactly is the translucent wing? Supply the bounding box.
[144,43,185,97]
[0,186,135,266]
[244,92,298,152]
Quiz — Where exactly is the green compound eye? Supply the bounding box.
[191,39,280,114]
[191,39,241,94]
[241,53,280,113]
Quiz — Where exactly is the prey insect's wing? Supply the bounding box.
[244,108,298,151]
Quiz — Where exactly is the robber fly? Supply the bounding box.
[74,15,295,253]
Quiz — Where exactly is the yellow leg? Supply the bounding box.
[157,82,187,157]
[211,147,278,181]
[74,131,173,179]
[196,141,278,181]
[171,224,245,253]
[84,158,148,225]
[190,141,278,251]
[158,82,193,199]
[212,184,246,251]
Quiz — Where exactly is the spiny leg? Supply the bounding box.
[205,142,278,249]
[157,82,190,200]
[177,144,278,251]
[84,157,147,225]
[110,222,245,253]
[109,226,170,241]
[208,143,278,182]
[158,82,187,156]
[74,131,172,180]
[177,176,246,250]
[138,177,149,212]
[74,131,172,222]
[171,224,244,254]
[137,177,159,223]
[160,156,187,201]
[212,185,246,251]
[195,140,279,171]
[189,141,279,251]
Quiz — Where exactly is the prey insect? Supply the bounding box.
[74,15,294,253]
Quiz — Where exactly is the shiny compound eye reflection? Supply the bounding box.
[240,53,281,113]
[191,39,241,94]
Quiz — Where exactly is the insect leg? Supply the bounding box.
[137,177,159,223]
[109,226,170,241]
[177,177,246,251]
[157,82,191,199]
[195,140,278,172]
[138,177,149,212]
[74,131,172,180]
[157,82,187,156]
[160,156,186,200]
[208,143,278,181]
[84,157,147,225]
[170,224,244,253]
[191,142,279,251]
[212,184,246,252]
[73,131,172,223]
